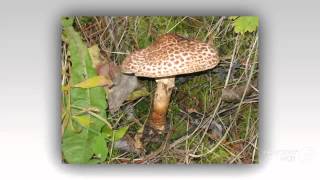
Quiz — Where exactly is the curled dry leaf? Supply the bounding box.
[221,79,258,102]
[114,134,143,154]
[89,46,147,114]
[108,73,139,113]
[96,61,140,113]
[188,112,224,138]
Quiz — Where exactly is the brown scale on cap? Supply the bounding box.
[121,34,220,78]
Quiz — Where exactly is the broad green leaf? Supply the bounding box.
[61,17,74,28]
[232,16,259,34]
[73,115,92,128]
[92,135,108,162]
[62,25,107,129]
[61,21,108,164]
[62,131,93,164]
[73,76,113,88]
[127,87,150,101]
[113,126,129,141]
[101,125,113,138]
[102,125,129,141]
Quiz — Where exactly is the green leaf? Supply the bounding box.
[102,125,129,141]
[232,16,259,34]
[92,135,108,162]
[62,131,93,164]
[73,115,92,128]
[62,25,107,129]
[113,126,129,141]
[127,87,150,101]
[61,17,74,28]
[101,125,113,138]
[73,76,113,88]
[61,22,108,164]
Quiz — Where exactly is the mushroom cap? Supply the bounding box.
[121,34,219,78]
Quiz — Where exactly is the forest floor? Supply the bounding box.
[61,16,259,164]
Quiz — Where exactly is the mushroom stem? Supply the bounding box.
[149,77,175,132]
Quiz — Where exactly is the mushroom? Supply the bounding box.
[121,34,220,133]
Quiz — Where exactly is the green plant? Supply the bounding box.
[229,16,259,34]
[61,17,128,164]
